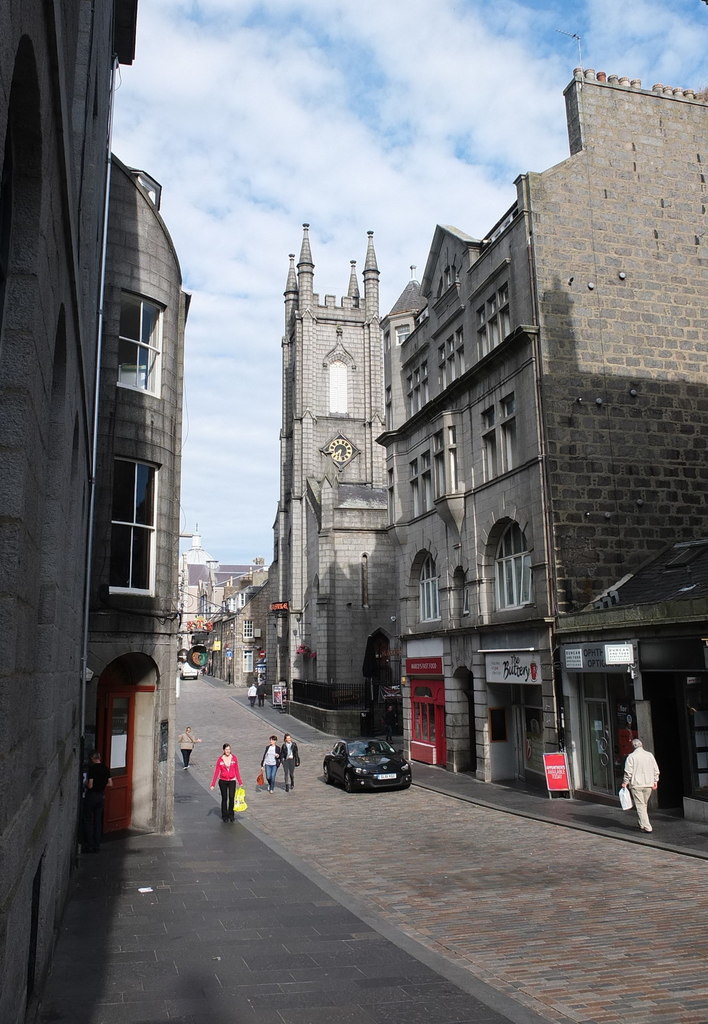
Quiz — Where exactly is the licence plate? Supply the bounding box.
[375,773,396,780]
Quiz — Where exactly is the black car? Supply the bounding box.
[323,738,412,792]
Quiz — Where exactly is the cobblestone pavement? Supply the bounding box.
[179,677,708,1024]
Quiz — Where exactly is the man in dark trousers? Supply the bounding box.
[257,680,267,707]
[83,751,112,852]
[384,704,397,744]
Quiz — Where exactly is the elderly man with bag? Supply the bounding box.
[621,738,660,833]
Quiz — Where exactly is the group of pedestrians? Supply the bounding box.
[247,681,267,707]
[207,731,300,821]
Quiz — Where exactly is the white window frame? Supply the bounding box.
[117,293,162,394]
[243,619,254,639]
[109,458,156,594]
[243,648,254,673]
[419,554,440,622]
[495,523,532,609]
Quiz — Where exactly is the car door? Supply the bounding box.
[331,742,347,782]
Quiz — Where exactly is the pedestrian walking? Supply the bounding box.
[82,751,112,852]
[281,733,300,792]
[178,726,202,769]
[260,735,281,793]
[257,680,267,707]
[210,743,243,822]
[621,738,660,832]
[247,682,258,707]
[384,704,397,744]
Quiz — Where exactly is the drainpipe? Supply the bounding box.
[79,54,119,758]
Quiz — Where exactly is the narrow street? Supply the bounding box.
[175,677,708,1024]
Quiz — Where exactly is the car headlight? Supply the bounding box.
[400,762,410,771]
[354,767,366,774]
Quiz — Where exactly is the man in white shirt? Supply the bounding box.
[621,738,660,833]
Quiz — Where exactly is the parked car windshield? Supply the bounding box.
[346,740,396,757]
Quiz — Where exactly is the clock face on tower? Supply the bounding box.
[324,435,355,466]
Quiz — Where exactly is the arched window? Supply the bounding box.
[495,523,532,609]
[419,554,440,621]
[329,360,347,413]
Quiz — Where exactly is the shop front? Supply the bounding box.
[561,640,638,801]
[407,657,446,765]
[483,650,545,783]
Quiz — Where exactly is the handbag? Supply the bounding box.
[256,768,265,787]
[618,786,633,811]
[233,787,248,812]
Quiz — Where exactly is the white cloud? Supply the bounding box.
[112,0,708,563]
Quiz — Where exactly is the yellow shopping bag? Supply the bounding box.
[233,787,248,813]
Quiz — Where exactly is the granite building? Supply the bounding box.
[273,227,397,710]
[379,69,708,809]
[0,3,186,1020]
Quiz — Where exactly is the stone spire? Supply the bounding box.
[347,260,360,306]
[284,253,298,323]
[297,223,314,306]
[363,230,379,319]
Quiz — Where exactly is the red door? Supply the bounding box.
[97,687,135,831]
[410,679,446,765]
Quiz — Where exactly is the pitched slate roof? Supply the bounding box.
[609,540,708,606]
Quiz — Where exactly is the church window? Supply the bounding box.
[329,359,347,413]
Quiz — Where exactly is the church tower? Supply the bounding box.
[274,226,395,699]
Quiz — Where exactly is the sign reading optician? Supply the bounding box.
[562,642,634,672]
[485,651,540,685]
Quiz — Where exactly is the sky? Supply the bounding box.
[111,0,708,566]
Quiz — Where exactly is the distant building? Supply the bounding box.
[380,69,708,816]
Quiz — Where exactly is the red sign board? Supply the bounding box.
[405,657,443,676]
[543,752,570,792]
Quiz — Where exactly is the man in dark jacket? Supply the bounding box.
[83,751,112,852]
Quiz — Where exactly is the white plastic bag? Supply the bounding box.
[618,787,632,811]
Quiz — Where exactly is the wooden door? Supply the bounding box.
[98,688,135,831]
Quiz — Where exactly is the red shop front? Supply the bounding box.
[407,657,447,766]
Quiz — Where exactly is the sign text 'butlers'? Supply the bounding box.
[485,652,540,684]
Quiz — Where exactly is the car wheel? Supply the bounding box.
[323,763,333,785]
[343,770,356,793]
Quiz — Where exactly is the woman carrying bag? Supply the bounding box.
[210,743,243,823]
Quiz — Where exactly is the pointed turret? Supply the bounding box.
[347,260,360,306]
[363,230,379,319]
[297,223,314,306]
[284,253,298,324]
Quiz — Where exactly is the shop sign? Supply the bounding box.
[271,601,289,612]
[405,657,442,676]
[485,652,540,685]
[543,752,570,792]
[562,642,634,672]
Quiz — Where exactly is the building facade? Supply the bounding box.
[86,156,187,837]
[0,4,186,1020]
[273,226,397,704]
[0,3,136,1021]
[380,69,708,804]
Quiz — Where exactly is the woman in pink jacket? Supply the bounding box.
[210,743,243,823]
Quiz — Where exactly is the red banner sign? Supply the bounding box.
[405,657,443,676]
